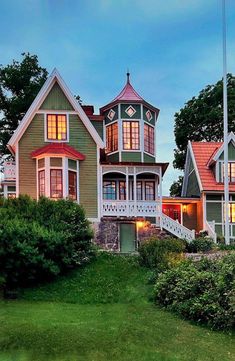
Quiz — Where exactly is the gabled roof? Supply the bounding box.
[100,73,159,114]
[208,132,235,165]
[183,140,235,192]
[31,143,85,160]
[8,69,104,153]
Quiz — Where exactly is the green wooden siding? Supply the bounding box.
[143,106,155,126]
[104,105,118,124]
[91,120,103,140]
[69,115,98,218]
[186,170,200,197]
[121,104,141,119]
[144,153,155,163]
[206,202,222,223]
[19,113,45,198]
[121,152,141,162]
[40,82,74,110]
[107,152,120,162]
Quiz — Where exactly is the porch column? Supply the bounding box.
[155,175,159,224]
[126,167,129,216]
[159,167,163,229]
[133,166,137,217]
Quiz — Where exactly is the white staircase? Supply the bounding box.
[205,220,217,242]
[161,213,195,242]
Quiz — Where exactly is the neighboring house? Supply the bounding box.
[182,133,235,242]
[1,69,199,251]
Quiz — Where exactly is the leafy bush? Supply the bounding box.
[139,237,186,273]
[154,254,235,330]
[186,237,215,253]
[0,195,95,289]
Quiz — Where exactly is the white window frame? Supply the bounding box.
[44,113,69,143]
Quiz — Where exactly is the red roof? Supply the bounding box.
[100,73,159,114]
[31,143,85,160]
[191,141,235,191]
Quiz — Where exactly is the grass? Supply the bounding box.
[0,253,234,361]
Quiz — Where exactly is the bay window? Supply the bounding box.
[47,114,67,141]
[144,124,154,155]
[38,170,45,197]
[106,122,118,153]
[123,121,140,150]
[68,171,77,200]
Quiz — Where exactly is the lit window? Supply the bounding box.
[144,124,154,155]
[68,171,77,200]
[47,114,67,141]
[103,181,116,200]
[123,121,140,150]
[50,169,63,198]
[119,181,126,200]
[38,170,45,197]
[106,122,118,153]
[145,181,155,201]
[125,105,136,117]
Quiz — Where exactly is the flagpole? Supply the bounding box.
[222,0,230,245]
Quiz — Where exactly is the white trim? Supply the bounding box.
[118,104,122,161]
[189,141,203,191]
[97,146,101,221]
[45,157,50,197]
[140,104,144,162]
[63,157,68,198]
[125,105,136,117]
[181,145,190,196]
[8,68,104,151]
[15,142,19,197]
[37,110,77,115]
[210,132,235,163]
[36,158,39,200]
[76,160,80,204]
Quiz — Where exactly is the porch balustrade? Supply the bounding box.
[102,200,161,218]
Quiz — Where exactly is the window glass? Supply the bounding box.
[103,181,116,200]
[68,171,77,200]
[144,124,154,155]
[145,181,155,201]
[47,114,67,141]
[38,170,45,197]
[106,122,118,153]
[123,121,140,150]
[119,181,126,200]
[137,181,142,200]
[50,169,63,198]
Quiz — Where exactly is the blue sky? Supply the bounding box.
[1,0,235,194]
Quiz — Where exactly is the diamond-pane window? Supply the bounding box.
[107,109,115,121]
[125,105,136,117]
[146,110,153,121]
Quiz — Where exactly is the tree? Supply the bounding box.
[170,74,235,195]
[173,74,235,171]
[169,176,183,197]
[0,53,48,160]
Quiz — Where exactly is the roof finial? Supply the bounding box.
[126,69,130,84]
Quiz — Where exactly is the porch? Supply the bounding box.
[100,164,162,221]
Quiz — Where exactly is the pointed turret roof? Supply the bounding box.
[100,72,159,114]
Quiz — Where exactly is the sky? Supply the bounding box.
[1,0,235,194]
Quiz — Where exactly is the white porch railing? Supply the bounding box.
[205,220,217,243]
[102,200,161,218]
[161,213,195,242]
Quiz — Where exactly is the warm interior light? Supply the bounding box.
[137,221,144,230]
[183,205,187,213]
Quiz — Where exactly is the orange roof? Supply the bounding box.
[191,141,235,191]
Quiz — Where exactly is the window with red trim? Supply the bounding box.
[68,171,77,200]
[38,170,45,197]
[144,124,154,155]
[47,114,67,140]
[50,169,63,198]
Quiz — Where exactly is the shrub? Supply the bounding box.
[139,237,186,272]
[186,237,215,253]
[154,254,235,330]
[0,196,95,289]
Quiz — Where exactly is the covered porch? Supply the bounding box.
[100,164,163,221]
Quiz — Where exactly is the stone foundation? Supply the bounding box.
[91,218,170,252]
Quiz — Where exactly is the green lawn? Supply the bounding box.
[0,253,234,361]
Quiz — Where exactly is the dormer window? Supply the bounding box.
[47,114,67,141]
[221,162,235,183]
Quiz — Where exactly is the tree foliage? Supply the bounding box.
[0,53,48,159]
[173,74,235,170]
[169,175,183,197]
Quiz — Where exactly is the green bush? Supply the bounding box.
[139,237,186,273]
[154,255,235,330]
[0,195,95,289]
[186,237,215,253]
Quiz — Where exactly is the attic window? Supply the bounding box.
[47,114,67,141]
[146,110,153,121]
[125,105,136,118]
[107,109,115,121]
